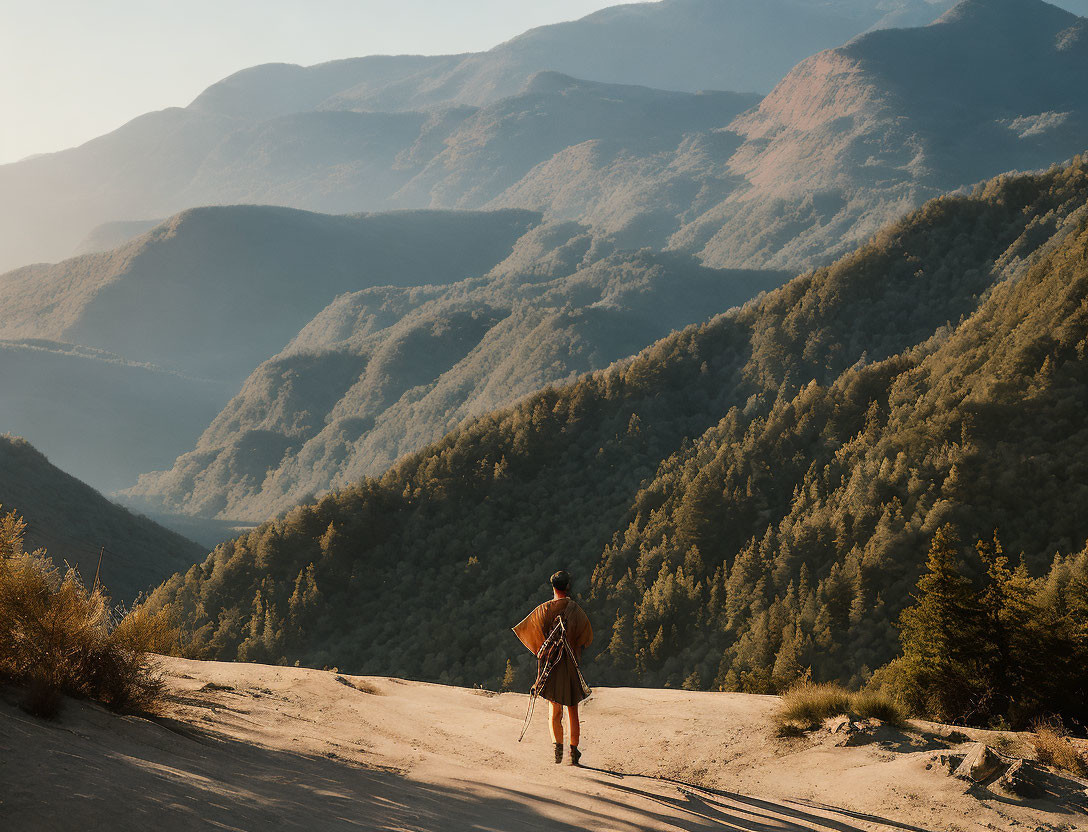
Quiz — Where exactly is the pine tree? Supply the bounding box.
[606,613,634,670]
[976,534,1018,716]
[681,669,703,691]
[771,624,804,690]
[887,524,988,722]
[500,659,517,693]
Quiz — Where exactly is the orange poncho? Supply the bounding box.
[513,597,593,705]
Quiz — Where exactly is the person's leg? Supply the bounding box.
[549,701,564,763]
[567,704,581,765]
[567,704,580,747]
[549,700,564,743]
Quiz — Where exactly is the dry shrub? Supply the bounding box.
[775,682,853,731]
[851,689,907,727]
[0,508,177,717]
[775,682,907,733]
[1031,721,1088,777]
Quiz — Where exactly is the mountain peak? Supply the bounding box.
[838,0,1086,107]
[935,0,1077,27]
[522,71,584,95]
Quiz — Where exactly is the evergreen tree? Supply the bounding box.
[681,669,703,691]
[500,659,517,693]
[883,525,987,722]
[976,534,1023,718]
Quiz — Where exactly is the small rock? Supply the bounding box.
[996,758,1042,798]
[827,715,851,733]
[954,742,1006,783]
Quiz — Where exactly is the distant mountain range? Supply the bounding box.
[1,0,1083,279]
[0,0,973,272]
[0,71,759,271]
[2,0,1086,511]
[192,0,961,118]
[0,435,203,600]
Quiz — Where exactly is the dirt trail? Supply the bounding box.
[1,657,1084,831]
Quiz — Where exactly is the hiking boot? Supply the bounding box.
[553,742,564,764]
[569,746,581,767]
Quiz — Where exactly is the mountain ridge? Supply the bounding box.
[667,0,1088,269]
[0,206,540,385]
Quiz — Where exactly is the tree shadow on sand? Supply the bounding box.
[7,693,1087,832]
[4,697,888,832]
[578,765,938,832]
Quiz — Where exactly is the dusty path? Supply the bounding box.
[1,658,1084,831]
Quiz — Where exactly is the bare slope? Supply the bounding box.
[0,437,203,601]
[1,657,1084,831]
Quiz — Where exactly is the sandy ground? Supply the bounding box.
[2,657,1086,831]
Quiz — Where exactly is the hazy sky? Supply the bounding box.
[0,0,620,165]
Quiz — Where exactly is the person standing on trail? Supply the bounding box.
[512,570,593,766]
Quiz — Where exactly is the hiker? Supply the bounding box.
[512,570,593,765]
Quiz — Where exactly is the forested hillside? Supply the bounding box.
[148,157,1088,722]
[591,191,1088,696]
[0,436,203,600]
[127,226,785,521]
